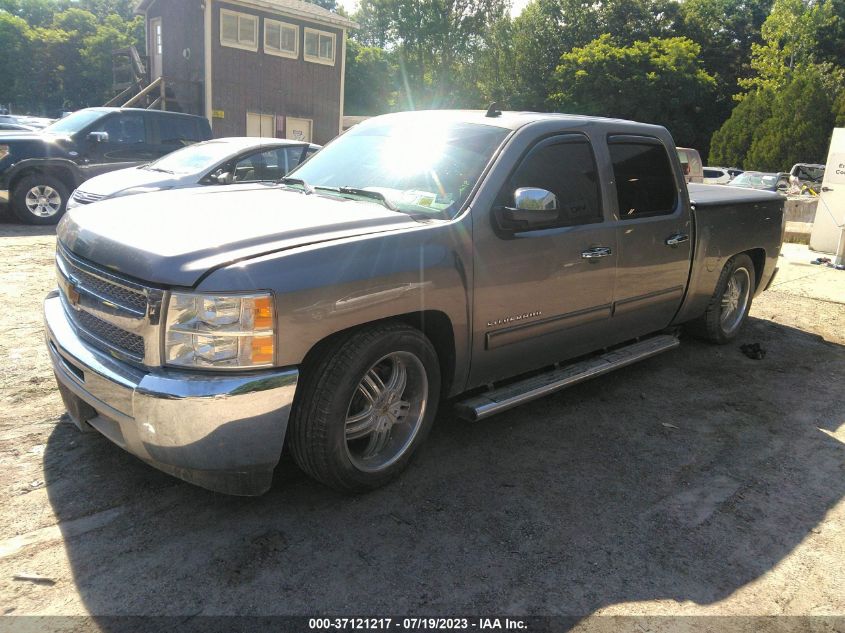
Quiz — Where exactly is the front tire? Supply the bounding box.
[289,323,441,492]
[689,253,756,344]
[12,174,69,225]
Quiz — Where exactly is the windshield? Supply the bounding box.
[43,109,104,135]
[289,118,509,218]
[730,173,775,189]
[143,141,243,174]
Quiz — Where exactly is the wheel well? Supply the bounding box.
[299,311,457,396]
[743,248,766,290]
[10,166,77,196]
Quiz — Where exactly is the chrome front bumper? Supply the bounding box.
[44,291,299,495]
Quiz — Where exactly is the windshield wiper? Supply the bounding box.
[278,176,314,194]
[314,186,398,211]
[144,166,174,174]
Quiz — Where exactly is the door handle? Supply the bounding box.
[665,233,689,247]
[581,246,612,259]
[822,186,833,192]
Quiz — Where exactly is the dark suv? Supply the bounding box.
[0,107,212,224]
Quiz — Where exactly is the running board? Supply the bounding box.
[455,334,680,421]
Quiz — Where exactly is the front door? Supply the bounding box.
[606,136,693,339]
[149,18,163,80]
[470,134,618,386]
[78,112,157,179]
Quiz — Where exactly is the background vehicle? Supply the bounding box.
[45,110,784,496]
[0,107,211,225]
[728,171,788,193]
[0,122,36,132]
[68,138,320,209]
[703,167,732,184]
[677,147,703,183]
[789,163,825,188]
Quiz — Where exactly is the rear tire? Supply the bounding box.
[288,323,441,492]
[12,174,69,225]
[688,253,756,344]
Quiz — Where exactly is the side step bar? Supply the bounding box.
[455,334,680,421]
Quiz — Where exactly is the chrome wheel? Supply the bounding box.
[344,351,428,473]
[720,266,751,334]
[25,185,62,218]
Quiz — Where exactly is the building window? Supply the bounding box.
[265,19,298,58]
[220,9,258,51]
[303,28,335,66]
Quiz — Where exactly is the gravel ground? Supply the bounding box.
[0,222,843,631]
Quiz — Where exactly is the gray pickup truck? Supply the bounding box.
[44,110,784,495]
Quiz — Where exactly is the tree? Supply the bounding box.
[509,0,681,110]
[351,0,509,109]
[708,88,773,167]
[550,35,717,148]
[344,38,396,115]
[0,12,34,108]
[739,0,831,93]
[745,68,835,169]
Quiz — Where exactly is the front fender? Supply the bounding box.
[1,158,83,190]
[196,220,474,395]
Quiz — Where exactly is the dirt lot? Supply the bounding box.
[0,220,844,630]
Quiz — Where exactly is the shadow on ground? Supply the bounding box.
[43,316,845,624]
[0,212,56,237]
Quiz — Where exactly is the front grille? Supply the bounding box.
[56,245,162,365]
[64,262,147,313]
[71,190,106,205]
[73,309,145,360]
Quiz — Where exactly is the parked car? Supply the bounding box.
[726,167,744,178]
[728,171,788,193]
[68,138,320,209]
[0,107,212,225]
[789,163,825,187]
[676,147,703,183]
[0,122,36,132]
[703,167,732,184]
[45,110,784,495]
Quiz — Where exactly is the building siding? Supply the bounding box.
[145,0,205,115]
[210,1,343,144]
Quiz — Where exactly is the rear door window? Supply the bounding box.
[157,115,202,150]
[609,141,678,219]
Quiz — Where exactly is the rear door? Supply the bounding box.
[470,133,619,385]
[607,136,692,339]
[152,113,205,158]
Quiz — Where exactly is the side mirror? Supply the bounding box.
[495,187,560,231]
[215,171,233,185]
[87,131,108,144]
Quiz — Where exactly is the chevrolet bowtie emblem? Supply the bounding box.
[67,281,81,308]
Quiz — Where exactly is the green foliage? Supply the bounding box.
[708,89,773,167]
[508,0,680,110]
[344,38,396,115]
[0,0,143,113]
[745,68,835,169]
[550,35,717,148]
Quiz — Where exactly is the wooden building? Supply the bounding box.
[133,0,357,144]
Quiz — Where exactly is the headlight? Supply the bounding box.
[164,292,275,369]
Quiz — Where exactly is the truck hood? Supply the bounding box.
[75,166,173,197]
[58,185,420,287]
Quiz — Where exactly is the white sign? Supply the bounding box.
[828,153,845,184]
